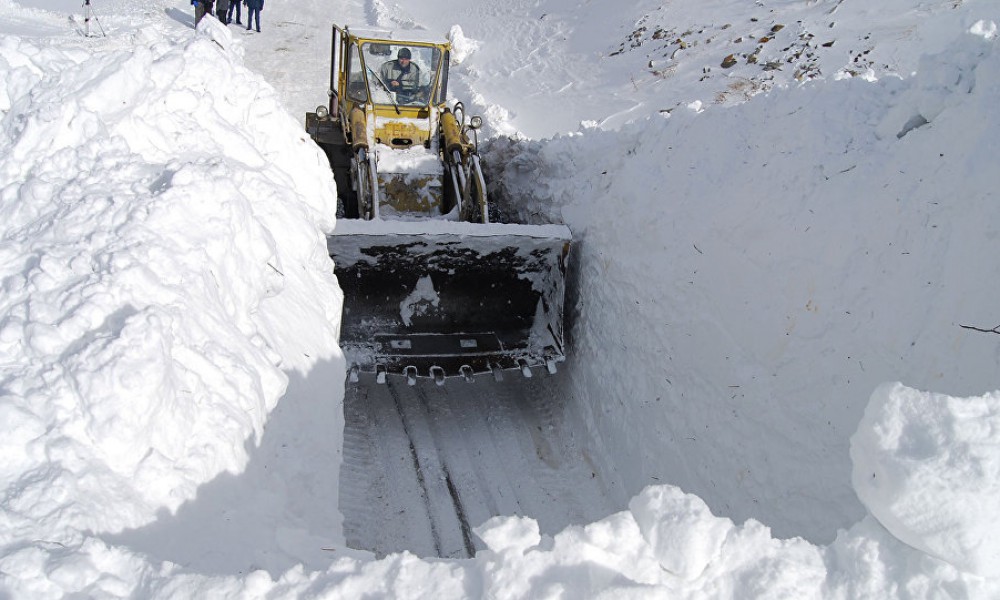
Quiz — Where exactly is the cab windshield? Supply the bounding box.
[358,43,442,106]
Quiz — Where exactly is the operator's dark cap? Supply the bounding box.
[398,48,411,59]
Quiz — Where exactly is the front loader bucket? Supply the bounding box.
[329,220,571,381]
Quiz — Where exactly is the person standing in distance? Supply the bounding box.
[227,0,241,25]
[193,0,214,25]
[245,0,263,32]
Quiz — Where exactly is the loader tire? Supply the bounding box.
[356,159,373,220]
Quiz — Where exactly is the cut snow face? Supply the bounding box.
[482,15,1000,542]
[1,0,1000,598]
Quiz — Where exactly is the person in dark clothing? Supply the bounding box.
[193,0,213,25]
[245,0,263,32]
[215,0,229,23]
[227,0,241,25]
[379,48,422,104]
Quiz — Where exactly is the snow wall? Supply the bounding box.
[488,14,1000,544]
[0,19,346,583]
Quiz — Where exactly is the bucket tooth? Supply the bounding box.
[460,365,475,383]
[349,365,360,383]
[490,363,504,382]
[405,366,418,386]
[518,358,533,378]
[375,364,387,384]
[430,366,446,386]
[545,356,558,375]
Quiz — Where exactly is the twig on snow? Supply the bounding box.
[959,323,1000,335]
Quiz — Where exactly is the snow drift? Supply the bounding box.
[0,18,345,588]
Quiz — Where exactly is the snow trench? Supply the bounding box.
[2,9,1000,598]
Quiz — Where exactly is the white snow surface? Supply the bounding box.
[1,0,1000,597]
[851,383,1000,577]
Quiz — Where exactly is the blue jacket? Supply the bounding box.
[245,0,263,9]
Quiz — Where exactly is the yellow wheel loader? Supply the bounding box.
[306,25,572,384]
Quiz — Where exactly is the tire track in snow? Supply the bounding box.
[338,383,375,553]
[340,378,439,557]
[391,378,473,558]
[339,370,619,558]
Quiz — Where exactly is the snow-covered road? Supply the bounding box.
[339,372,619,558]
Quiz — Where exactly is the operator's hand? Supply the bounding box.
[390,80,400,88]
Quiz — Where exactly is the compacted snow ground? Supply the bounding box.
[340,371,619,559]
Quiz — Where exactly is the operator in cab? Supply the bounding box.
[379,47,422,104]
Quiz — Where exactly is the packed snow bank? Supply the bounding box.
[17,379,999,599]
[852,383,1000,577]
[486,19,1000,544]
[132,387,996,599]
[0,16,345,587]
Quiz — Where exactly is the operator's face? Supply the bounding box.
[399,57,410,66]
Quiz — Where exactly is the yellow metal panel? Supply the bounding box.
[377,172,444,216]
[375,119,431,148]
[349,107,368,149]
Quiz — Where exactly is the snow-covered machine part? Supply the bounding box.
[332,221,570,380]
[306,25,573,382]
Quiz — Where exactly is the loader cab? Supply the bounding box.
[360,43,445,108]
[336,29,451,150]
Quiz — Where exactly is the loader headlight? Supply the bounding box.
[316,105,329,119]
[469,115,483,130]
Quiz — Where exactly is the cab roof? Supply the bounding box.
[345,26,450,47]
